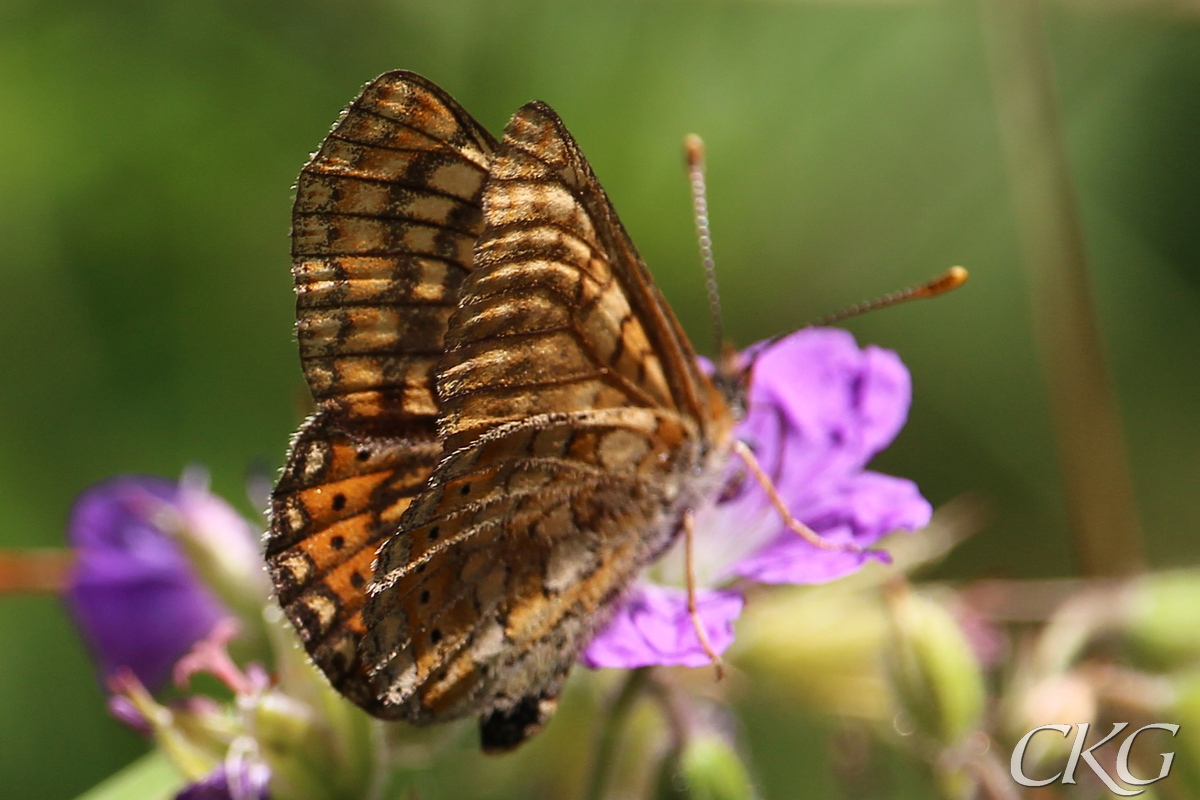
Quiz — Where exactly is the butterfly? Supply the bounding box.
[265,71,739,751]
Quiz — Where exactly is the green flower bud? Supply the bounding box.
[247,612,381,800]
[1127,570,1200,670]
[1164,671,1200,796]
[656,732,757,800]
[248,689,330,800]
[733,585,890,719]
[885,584,985,746]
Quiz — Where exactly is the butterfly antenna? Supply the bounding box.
[811,266,969,327]
[685,135,725,357]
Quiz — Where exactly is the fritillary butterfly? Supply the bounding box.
[265,71,737,750]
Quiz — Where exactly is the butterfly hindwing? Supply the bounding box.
[364,409,689,749]
[268,418,439,711]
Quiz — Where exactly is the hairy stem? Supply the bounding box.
[583,667,652,800]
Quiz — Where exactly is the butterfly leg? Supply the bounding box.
[732,440,865,555]
[683,509,725,680]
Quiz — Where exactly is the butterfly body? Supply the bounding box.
[266,71,736,750]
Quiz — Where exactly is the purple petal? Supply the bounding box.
[176,761,270,800]
[697,329,926,577]
[796,470,932,540]
[63,476,229,691]
[581,585,744,669]
[753,329,911,458]
[736,328,913,501]
[729,526,878,585]
[731,471,931,585]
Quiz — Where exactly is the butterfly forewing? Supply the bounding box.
[267,72,498,714]
[437,101,721,449]
[360,101,734,749]
[290,71,497,422]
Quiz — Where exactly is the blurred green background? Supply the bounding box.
[1,0,1197,797]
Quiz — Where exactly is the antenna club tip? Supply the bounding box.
[921,265,968,297]
[684,134,705,168]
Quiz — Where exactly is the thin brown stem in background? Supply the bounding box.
[979,0,1145,577]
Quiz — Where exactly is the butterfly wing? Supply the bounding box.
[266,71,497,714]
[361,101,734,748]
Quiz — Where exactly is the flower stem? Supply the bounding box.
[583,668,651,800]
[979,0,1144,577]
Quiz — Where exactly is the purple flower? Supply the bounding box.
[581,585,745,669]
[64,475,233,690]
[177,759,271,800]
[583,328,932,669]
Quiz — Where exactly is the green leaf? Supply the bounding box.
[73,752,185,800]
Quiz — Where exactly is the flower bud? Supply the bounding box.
[1127,570,1200,670]
[245,618,380,800]
[656,732,757,800]
[65,476,232,691]
[1166,671,1200,797]
[246,689,328,800]
[733,584,890,719]
[884,584,985,746]
[162,469,273,649]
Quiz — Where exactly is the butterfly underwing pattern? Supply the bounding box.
[265,71,737,750]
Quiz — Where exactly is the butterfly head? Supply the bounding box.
[712,342,749,421]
